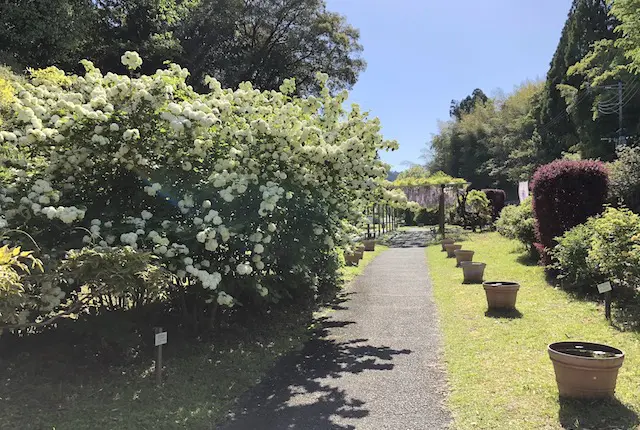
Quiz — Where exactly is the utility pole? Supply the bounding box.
[618,80,624,147]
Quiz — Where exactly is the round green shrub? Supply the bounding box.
[496,197,536,253]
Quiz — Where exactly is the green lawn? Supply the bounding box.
[427,232,640,430]
[0,246,387,429]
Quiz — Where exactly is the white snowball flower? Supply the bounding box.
[236,263,253,275]
[121,51,143,70]
[196,231,207,243]
[217,292,234,307]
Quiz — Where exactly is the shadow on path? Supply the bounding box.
[219,319,411,429]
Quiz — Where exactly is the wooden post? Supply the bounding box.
[392,208,395,230]
[155,327,163,386]
[377,205,381,237]
[383,206,386,234]
[605,291,611,320]
[439,184,446,239]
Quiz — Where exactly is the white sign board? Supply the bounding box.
[155,331,168,346]
[597,281,612,294]
[518,181,530,203]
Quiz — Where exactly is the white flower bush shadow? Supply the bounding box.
[0,53,409,328]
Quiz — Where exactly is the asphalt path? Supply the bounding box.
[219,244,451,430]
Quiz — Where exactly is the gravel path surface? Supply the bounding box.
[219,245,451,430]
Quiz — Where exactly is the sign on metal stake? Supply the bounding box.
[597,282,613,320]
[154,327,167,386]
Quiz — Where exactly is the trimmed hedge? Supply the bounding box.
[531,160,608,264]
[482,189,506,219]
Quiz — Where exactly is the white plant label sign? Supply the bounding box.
[597,281,612,294]
[155,331,168,346]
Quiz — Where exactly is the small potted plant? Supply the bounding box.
[441,238,455,251]
[548,341,625,398]
[363,239,376,251]
[460,261,486,283]
[444,243,462,258]
[483,281,520,309]
[343,252,360,266]
[454,249,474,267]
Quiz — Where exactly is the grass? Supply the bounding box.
[0,246,388,429]
[427,232,640,430]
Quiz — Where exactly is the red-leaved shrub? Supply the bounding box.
[482,189,506,219]
[531,160,608,264]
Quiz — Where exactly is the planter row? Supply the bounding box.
[440,238,625,400]
[343,239,376,266]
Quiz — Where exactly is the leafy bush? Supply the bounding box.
[608,146,640,213]
[413,207,439,225]
[552,219,601,294]
[0,245,45,327]
[531,159,608,263]
[452,190,492,231]
[589,207,640,291]
[552,207,640,297]
[0,53,406,330]
[496,197,536,254]
[482,189,506,219]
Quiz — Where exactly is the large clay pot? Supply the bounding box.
[354,250,364,260]
[460,261,486,283]
[548,341,625,398]
[363,239,376,251]
[441,238,455,251]
[483,281,520,309]
[444,243,462,258]
[454,249,474,267]
[343,252,359,266]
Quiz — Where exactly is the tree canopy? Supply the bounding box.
[426,0,640,195]
[0,0,365,94]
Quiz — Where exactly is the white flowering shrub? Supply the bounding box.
[0,53,403,328]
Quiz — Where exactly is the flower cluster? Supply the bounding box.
[120,51,143,71]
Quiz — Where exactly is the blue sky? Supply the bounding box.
[325,0,573,171]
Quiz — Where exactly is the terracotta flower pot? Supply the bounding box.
[548,341,625,398]
[460,261,486,283]
[343,252,359,266]
[441,238,455,251]
[444,243,462,258]
[454,249,474,267]
[483,281,520,309]
[363,239,376,251]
